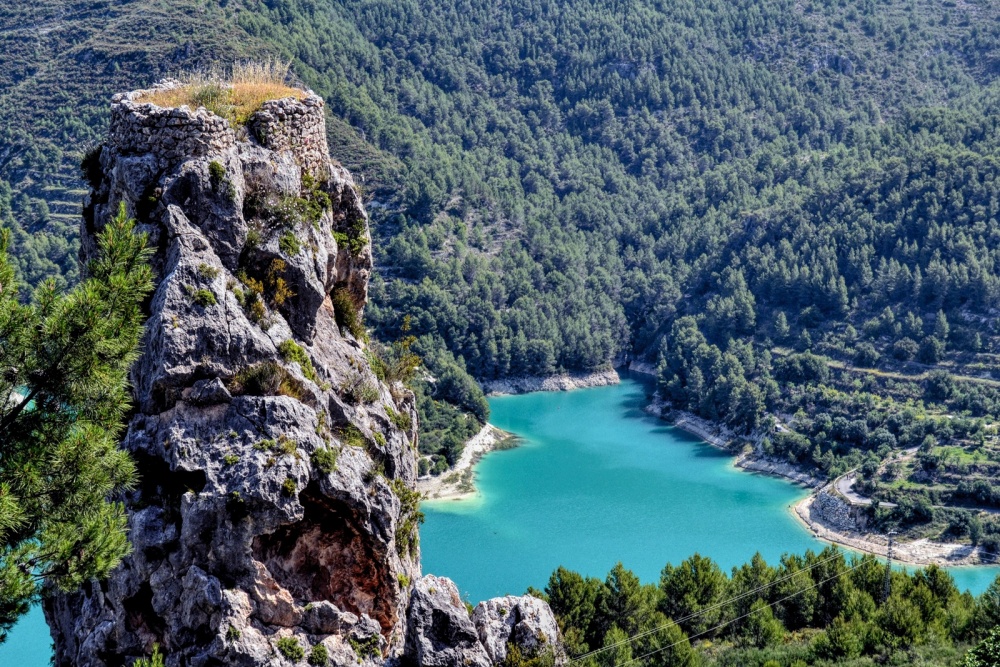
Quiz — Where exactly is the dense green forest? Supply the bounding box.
[8,0,1000,485]
[527,548,1000,667]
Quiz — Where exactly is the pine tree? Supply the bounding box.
[0,203,153,642]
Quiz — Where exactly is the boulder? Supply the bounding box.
[405,576,490,667]
[473,595,564,665]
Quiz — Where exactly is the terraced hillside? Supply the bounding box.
[0,0,257,286]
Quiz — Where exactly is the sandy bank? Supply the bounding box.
[481,368,620,395]
[660,402,989,566]
[415,424,514,501]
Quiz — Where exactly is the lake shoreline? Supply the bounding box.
[644,398,825,488]
[419,368,621,501]
[790,492,994,567]
[439,371,998,569]
[643,396,995,568]
[416,424,514,501]
[480,368,620,395]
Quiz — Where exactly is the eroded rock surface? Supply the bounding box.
[404,576,491,667]
[45,82,562,667]
[473,596,564,665]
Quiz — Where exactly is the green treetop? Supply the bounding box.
[0,203,153,642]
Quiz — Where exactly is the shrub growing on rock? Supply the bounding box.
[307,644,329,666]
[331,287,364,339]
[229,361,306,400]
[276,636,304,660]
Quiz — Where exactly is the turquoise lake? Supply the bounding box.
[4,374,999,664]
[420,375,1000,601]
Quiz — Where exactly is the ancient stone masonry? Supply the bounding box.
[249,96,331,179]
[110,82,236,164]
[46,83,564,667]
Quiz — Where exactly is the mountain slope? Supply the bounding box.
[8,0,1000,495]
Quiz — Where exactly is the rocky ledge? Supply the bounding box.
[481,368,620,396]
[735,453,825,488]
[45,83,563,667]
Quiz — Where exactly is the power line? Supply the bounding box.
[570,550,847,664]
[573,539,1000,666]
[616,559,870,667]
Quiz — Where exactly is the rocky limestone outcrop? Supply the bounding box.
[404,577,564,667]
[403,576,490,667]
[473,596,563,665]
[45,82,563,667]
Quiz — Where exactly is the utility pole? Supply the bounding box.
[881,531,896,602]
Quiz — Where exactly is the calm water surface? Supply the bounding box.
[420,375,1000,601]
[5,374,998,665]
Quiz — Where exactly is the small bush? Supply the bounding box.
[189,287,217,307]
[235,269,268,323]
[253,436,298,459]
[500,643,556,667]
[341,373,379,404]
[198,263,220,279]
[387,407,413,432]
[359,383,379,403]
[280,231,301,255]
[81,145,103,188]
[311,447,338,473]
[223,453,240,466]
[348,635,381,660]
[307,644,329,666]
[339,425,367,449]
[397,573,411,587]
[276,434,297,455]
[332,207,368,256]
[390,478,424,559]
[246,189,327,230]
[230,361,306,400]
[268,259,295,307]
[248,298,267,323]
[331,288,365,339]
[208,160,229,193]
[254,438,276,451]
[226,625,242,641]
[278,339,320,384]
[132,645,165,667]
[302,172,332,210]
[276,636,305,660]
[244,227,262,254]
[281,477,297,497]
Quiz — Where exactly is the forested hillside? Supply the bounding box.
[8,0,1000,489]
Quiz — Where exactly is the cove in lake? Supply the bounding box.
[421,373,1000,602]
[4,375,999,666]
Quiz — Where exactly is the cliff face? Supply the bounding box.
[44,83,562,667]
